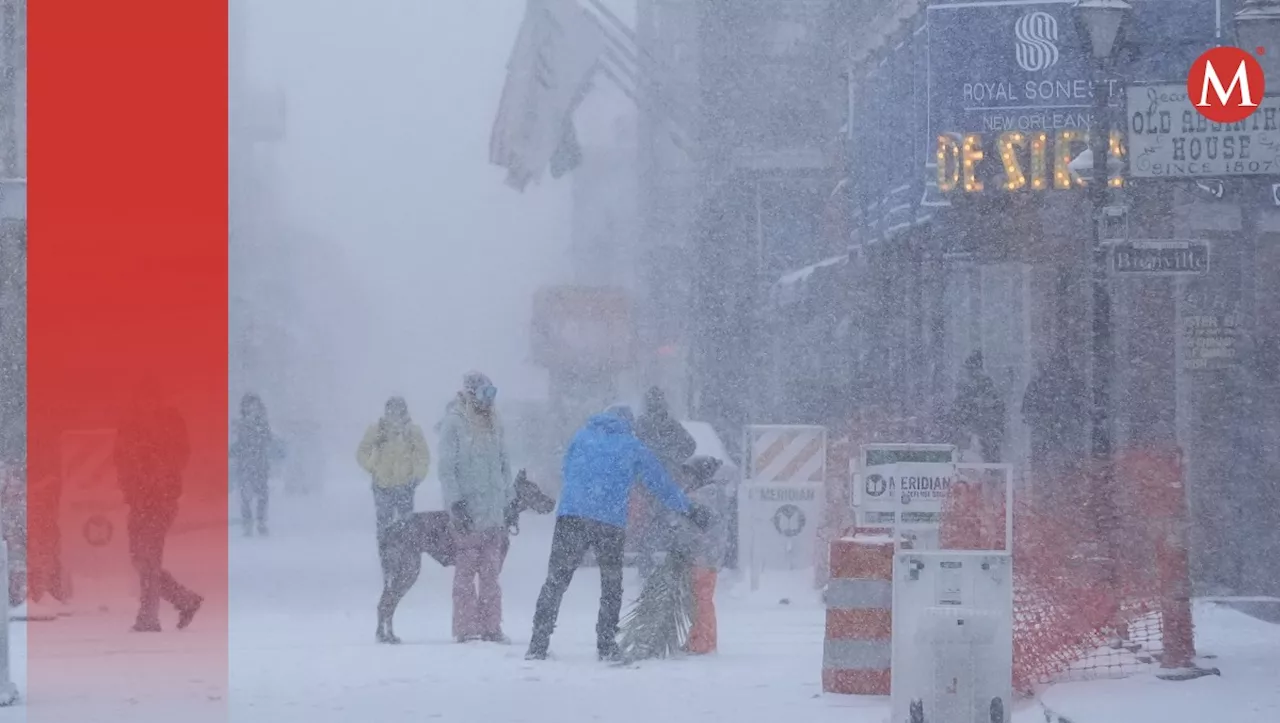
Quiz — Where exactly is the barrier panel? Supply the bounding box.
[821,535,894,695]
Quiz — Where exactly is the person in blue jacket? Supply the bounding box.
[526,405,710,661]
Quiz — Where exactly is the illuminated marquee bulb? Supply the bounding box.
[1055,129,1086,190]
[961,134,983,193]
[997,131,1027,191]
[1030,132,1048,190]
[1108,130,1126,188]
[936,135,961,193]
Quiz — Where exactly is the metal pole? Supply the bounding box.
[0,485,18,706]
[1089,66,1119,604]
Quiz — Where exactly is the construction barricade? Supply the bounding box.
[821,534,894,695]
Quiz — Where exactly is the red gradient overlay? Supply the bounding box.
[27,1,228,719]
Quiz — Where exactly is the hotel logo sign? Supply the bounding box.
[1013,12,1060,73]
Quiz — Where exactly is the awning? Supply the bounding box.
[771,253,848,308]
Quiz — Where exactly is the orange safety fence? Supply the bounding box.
[940,446,1192,694]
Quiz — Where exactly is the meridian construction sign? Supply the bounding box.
[853,444,957,530]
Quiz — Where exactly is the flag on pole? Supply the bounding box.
[489,0,607,191]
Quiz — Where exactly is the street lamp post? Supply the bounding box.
[1074,0,1129,605]
[1232,0,1280,594]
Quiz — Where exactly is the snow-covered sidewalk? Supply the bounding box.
[1039,602,1280,723]
[1,494,1277,722]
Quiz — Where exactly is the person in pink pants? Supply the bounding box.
[451,527,507,639]
[438,372,517,643]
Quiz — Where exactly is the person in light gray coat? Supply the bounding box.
[438,371,516,643]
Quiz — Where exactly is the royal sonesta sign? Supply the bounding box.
[926,2,1126,193]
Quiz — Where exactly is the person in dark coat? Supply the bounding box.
[231,392,275,537]
[947,351,1007,463]
[525,406,709,662]
[113,381,203,632]
[632,387,696,578]
[1022,340,1088,483]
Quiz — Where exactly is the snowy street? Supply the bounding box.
[3,492,880,722]
[4,490,1279,722]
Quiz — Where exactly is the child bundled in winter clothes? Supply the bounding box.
[676,456,732,654]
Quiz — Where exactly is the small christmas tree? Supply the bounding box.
[615,546,695,664]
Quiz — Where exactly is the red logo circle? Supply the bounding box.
[1187,47,1266,124]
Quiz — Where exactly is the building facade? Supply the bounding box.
[646,0,844,448]
[755,0,1280,595]
[0,0,24,471]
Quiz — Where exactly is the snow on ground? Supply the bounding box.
[1039,602,1280,723]
[1,487,1277,722]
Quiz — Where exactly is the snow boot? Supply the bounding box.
[597,642,622,662]
[256,522,269,537]
[376,629,401,645]
[481,631,511,644]
[524,639,550,659]
[131,620,162,633]
[176,595,203,630]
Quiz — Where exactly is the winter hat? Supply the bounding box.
[463,371,497,407]
[385,395,409,418]
[463,371,493,395]
[643,386,668,416]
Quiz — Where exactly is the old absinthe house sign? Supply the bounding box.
[1127,83,1280,179]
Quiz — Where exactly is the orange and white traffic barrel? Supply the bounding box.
[821,534,894,695]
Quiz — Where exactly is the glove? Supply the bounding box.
[685,503,712,531]
[504,500,520,531]
[451,500,473,535]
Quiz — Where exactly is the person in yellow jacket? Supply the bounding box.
[357,396,430,540]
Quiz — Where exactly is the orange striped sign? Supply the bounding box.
[744,425,826,484]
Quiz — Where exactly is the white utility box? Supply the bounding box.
[891,550,1013,723]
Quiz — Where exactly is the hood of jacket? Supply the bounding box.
[435,396,461,434]
[585,411,633,436]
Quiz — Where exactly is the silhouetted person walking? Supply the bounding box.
[231,392,275,537]
[114,382,203,632]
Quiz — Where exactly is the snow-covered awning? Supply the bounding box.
[771,253,849,308]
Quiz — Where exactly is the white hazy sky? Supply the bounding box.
[242,0,634,427]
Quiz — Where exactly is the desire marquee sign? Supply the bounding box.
[925,2,1130,195]
[934,129,1125,193]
